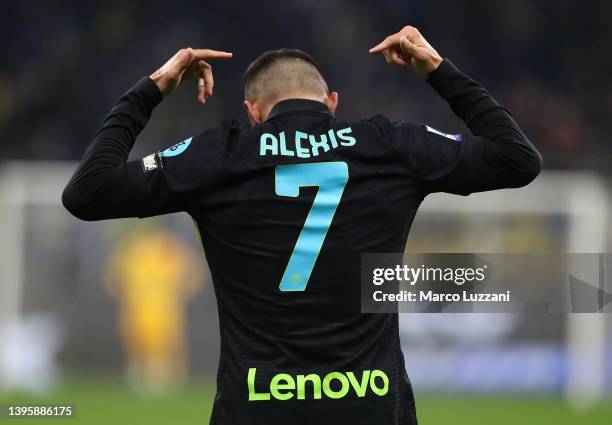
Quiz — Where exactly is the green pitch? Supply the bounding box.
[1,376,611,425]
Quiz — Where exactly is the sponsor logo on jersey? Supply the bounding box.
[247,367,389,401]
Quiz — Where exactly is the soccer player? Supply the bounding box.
[62,26,541,425]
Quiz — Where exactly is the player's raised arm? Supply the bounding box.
[370,26,542,195]
[62,48,232,221]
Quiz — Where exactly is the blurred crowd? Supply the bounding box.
[1,0,610,170]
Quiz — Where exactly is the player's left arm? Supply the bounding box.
[370,26,542,195]
[62,48,232,220]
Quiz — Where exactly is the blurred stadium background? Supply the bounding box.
[1,1,611,424]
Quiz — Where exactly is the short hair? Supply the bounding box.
[243,48,328,102]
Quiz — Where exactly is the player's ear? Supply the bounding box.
[324,91,339,114]
[243,100,263,125]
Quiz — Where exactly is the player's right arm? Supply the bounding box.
[370,26,542,195]
[62,48,232,221]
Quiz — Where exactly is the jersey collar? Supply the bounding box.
[266,98,334,121]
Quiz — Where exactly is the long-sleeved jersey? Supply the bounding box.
[62,59,542,425]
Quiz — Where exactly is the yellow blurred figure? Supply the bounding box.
[104,229,204,393]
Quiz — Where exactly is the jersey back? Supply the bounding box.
[133,101,457,425]
[185,105,424,425]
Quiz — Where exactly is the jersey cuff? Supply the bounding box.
[426,58,464,99]
[130,77,164,109]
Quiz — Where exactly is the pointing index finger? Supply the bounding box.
[369,34,399,54]
[192,49,233,60]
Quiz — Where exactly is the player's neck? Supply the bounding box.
[264,93,327,119]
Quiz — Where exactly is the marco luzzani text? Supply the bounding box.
[371,264,511,303]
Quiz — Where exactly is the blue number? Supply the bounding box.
[275,162,349,291]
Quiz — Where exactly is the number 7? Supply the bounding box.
[275,162,349,291]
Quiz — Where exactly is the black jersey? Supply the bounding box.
[63,59,541,425]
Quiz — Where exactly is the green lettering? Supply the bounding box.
[369,369,389,396]
[248,368,271,401]
[270,373,295,400]
[346,370,371,397]
[248,368,389,401]
[322,372,350,399]
[296,373,322,400]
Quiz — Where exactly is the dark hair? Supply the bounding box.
[243,48,323,86]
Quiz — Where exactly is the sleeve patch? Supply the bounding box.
[162,137,193,157]
[142,153,158,171]
[425,125,463,142]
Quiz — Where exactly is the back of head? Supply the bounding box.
[243,49,328,104]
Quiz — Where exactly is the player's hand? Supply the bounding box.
[149,48,233,104]
[369,26,442,77]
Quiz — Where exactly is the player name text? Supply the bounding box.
[260,127,356,157]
